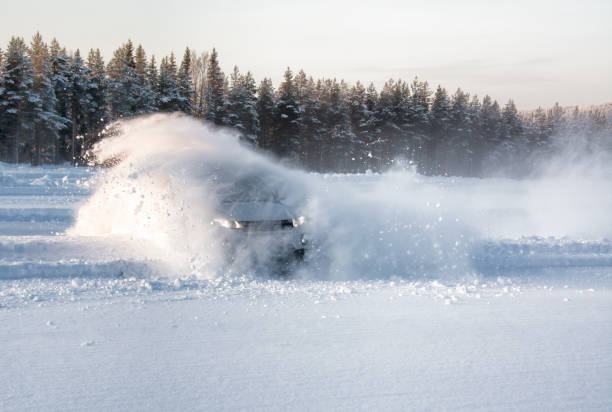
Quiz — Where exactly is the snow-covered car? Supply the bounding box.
[211,175,307,269]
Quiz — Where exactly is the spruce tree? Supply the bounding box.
[408,77,431,134]
[479,95,503,171]
[146,55,159,105]
[224,68,258,141]
[49,38,71,162]
[255,77,275,149]
[176,47,194,113]
[66,50,90,164]
[205,48,225,125]
[84,49,108,153]
[107,40,139,118]
[501,99,522,140]
[362,83,382,169]
[0,37,38,163]
[531,106,549,149]
[274,67,301,158]
[295,72,321,166]
[547,102,565,135]
[29,33,66,165]
[157,54,179,111]
[428,85,451,174]
[465,95,483,175]
[448,88,471,174]
[133,44,156,114]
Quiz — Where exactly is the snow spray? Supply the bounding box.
[70,114,612,280]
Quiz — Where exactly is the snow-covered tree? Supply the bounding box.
[480,95,501,147]
[157,53,179,112]
[273,67,301,157]
[48,38,72,162]
[84,48,108,152]
[28,33,66,164]
[204,48,225,125]
[107,40,140,119]
[255,77,275,150]
[176,47,194,113]
[225,66,258,141]
[447,88,471,173]
[321,79,355,170]
[428,85,451,174]
[146,55,158,97]
[66,50,90,164]
[133,44,156,114]
[294,70,321,163]
[0,37,38,163]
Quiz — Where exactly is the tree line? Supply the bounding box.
[1,33,609,176]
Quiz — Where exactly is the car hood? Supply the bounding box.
[220,202,296,222]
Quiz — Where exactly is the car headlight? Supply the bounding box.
[213,218,244,229]
[292,216,305,227]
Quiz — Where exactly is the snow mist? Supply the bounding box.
[70,114,612,280]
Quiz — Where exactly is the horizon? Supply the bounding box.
[2,0,610,111]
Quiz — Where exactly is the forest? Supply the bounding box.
[0,33,610,176]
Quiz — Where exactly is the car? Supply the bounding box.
[210,174,307,272]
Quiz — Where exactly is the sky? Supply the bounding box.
[2,0,610,109]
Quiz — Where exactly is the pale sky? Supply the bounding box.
[2,0,611,109]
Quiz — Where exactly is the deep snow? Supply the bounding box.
[1,114,611,411]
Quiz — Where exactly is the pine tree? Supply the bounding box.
[225,67,258,141]
[255,77,275,150]
[146,55,158,100]
[447,88,471,174]
[408,77,431,170]
[205,48,225,125]
[295,72,321,166]
[480,95,502,145]
[362,82,382,170]
[322,79,355,171]
[428,85,451,174]
[273,67,301,157]
[84,49,108,153]
[493,99,524,173]
[408,77,431,133]
[66,50,90,164]
[501,99,522,140]
[157,53,179,112]
[547,102,565,135]
[49,38,71,162]
[377,79,400,149]
[466,95,482,175]
[0,37,38,163]
[176,47,194,113]
[531,106,549,148]
[28,32,66,165]
[133,44,156,114]
[107,40,140,118]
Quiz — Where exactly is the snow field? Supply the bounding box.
[1,115,611,411]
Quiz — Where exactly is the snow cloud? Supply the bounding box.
[70,114,612,280]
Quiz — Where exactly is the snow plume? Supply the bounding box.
[70,114,611,280]
[70,114,299,278]
[519,130,612,238]
[68,114,471,280]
